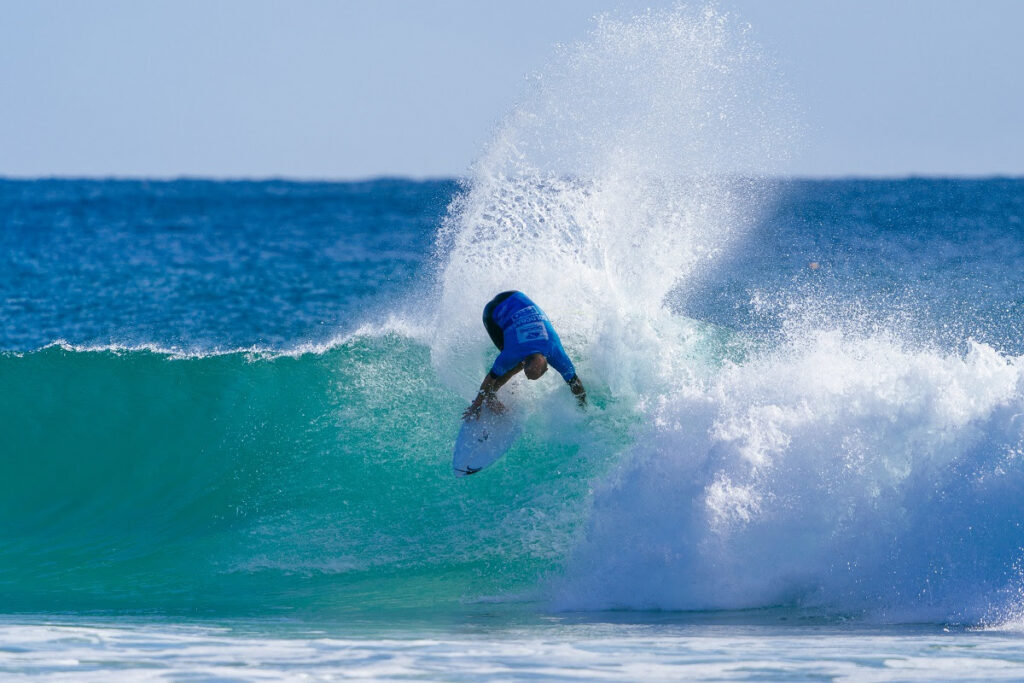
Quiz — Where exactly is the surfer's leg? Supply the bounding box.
[482,291,516,351]
[483,302,505,350]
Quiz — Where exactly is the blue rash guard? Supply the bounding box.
[487,292,577,382]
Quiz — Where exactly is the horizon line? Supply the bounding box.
[2,172,1024,183]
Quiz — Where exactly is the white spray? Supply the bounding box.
[431,6,792,398]
[431,5,1024,623]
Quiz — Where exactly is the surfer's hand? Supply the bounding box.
[485,396,507,415]
[462,396,484,421]
[569,376,587,409]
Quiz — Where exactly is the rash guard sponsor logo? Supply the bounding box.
[510,306,548,327]
[515,322,548,343]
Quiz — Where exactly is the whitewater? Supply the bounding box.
[4,6,1024,680]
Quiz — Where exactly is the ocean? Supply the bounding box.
[5,7,1024,681]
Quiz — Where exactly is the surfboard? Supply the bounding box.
[452,405,522,477]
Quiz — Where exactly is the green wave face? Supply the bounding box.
[0,338,627,617]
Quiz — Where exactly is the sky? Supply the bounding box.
[1,0,1022,179]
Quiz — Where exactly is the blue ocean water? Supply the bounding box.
[5,175,1024,677]
[0,178,453,351]
[5,6,1024,680]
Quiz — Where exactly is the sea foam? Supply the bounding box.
[555,326,1024,621]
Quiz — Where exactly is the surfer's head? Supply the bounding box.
[524,353,548,380]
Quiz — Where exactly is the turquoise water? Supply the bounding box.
[5,5,1024,679]
[0,340,626,617]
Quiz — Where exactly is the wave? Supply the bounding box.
[8,327,1024,622]
[0,339,617,614]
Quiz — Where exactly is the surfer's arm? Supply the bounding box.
[545,340,585,407]
[568,375,587,408]
[463,365,523,419]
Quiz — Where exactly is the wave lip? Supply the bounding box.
[7,314,435,360]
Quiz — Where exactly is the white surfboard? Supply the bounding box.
[452,405,522,477]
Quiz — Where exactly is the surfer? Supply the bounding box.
[463,291,586,419]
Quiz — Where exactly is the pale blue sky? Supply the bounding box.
[2,1,1022,178]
